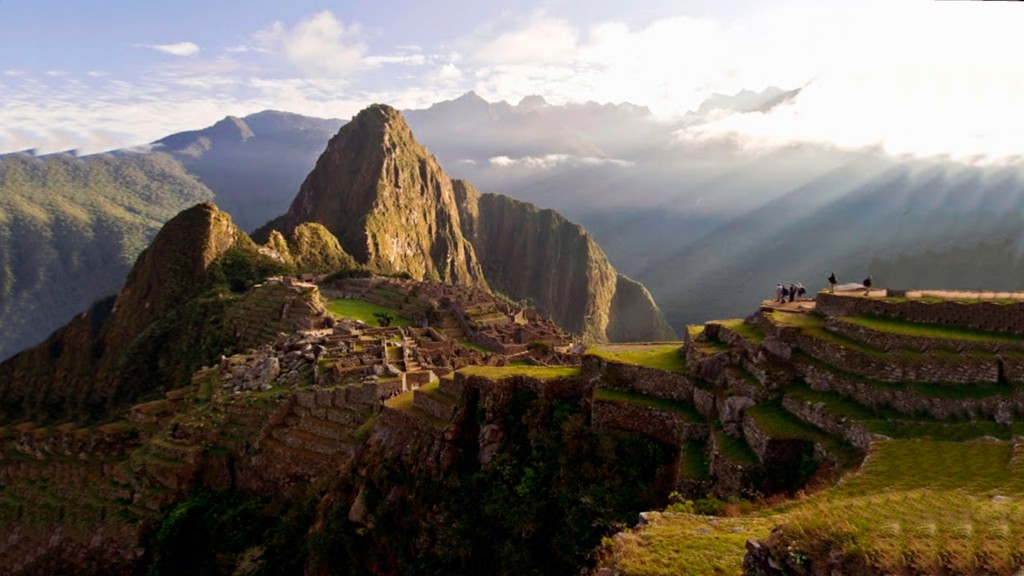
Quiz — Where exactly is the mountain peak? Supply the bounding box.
[517,95,548,109]
[258,105,487,287]
[454,90,487,105]
[209,115,255,142]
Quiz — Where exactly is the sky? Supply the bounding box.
[1,0,1022,161]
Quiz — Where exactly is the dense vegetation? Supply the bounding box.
[142,388,674,576]
[0,153,212,361]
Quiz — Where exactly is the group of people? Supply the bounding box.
[774,282,807,303]
[827,271,873,295]
[773,272,878,304]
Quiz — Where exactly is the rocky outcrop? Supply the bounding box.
[288,222,356,273]
[256,103,673,343]
[454,180,676,343]
[0,202,285,422]
[257,104,487,286]
[608,274,678,342]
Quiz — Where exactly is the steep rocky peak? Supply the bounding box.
[108,202,240,344]
[263,104,487,286]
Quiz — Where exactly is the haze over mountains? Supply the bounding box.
[3,89,1024,359]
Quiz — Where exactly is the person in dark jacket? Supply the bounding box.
[788,283,796,303]
[863,275,873,296]
[828,272,837,293]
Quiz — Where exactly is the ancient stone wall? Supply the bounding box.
[799,361,1022,421]
[780,396,878,450]
[816,293,1024,334]
[591,397,708,447]
[582,355,694,402]
[825,317,1024,354]
[794,332,999,385]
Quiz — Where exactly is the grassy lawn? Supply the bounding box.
[588,343,687,373]
[840,315,1024,344]
[607,439,1024,575]
[457,365,581,381]
[594,387,702,421]
[326,298,411,327]
[716,319,765,344]
[609,513,778,576]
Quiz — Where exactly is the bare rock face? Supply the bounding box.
[454,180,676,343]
[258,104,487,286]
[257,103,674,343]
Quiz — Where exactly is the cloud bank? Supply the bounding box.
[2,1,1023,162]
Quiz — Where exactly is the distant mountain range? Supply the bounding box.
[3,89,1024,359]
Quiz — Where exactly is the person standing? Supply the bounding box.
[788,283,796,303]
[775,283,784,303]
[828,272,837,293]
[863,275,873,296]
[796,283,806,300]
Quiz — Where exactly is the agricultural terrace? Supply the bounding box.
[607,439,1024,575]
[588,343,686,373]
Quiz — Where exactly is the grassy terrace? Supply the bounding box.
[786,384,1018,441]
[716,319,765,344]
[608,439,1024,575]
[713,428,758,466]
[839,314,1024,344]
[325,298,411,327]
[587,343,686,373]
[792,350,1014,400]
[417,380,456,403]
[746,403,859,467]
[457,365,581,381]
[383,391,448,428]
[593,388,701,422]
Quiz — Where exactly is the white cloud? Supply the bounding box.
[138,42,201,57]
[672,0,1024,162]
[258,11,367,78]
[474,15,579,65]
[489,154,634,169]
[364,54,427,67]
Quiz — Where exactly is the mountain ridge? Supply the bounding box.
[257,104,675,342]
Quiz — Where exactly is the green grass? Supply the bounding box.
[713,429,759,467]
[594,388,701,422]
[457,365,581,381]
[325,299,411,327]
[792,348,1012,401]
[746,403,858,467]
[606,438,1024,576]
[608,513,778,576]
[384,391,449,429]
[417,380,456,403]
[786,384,1014,441]
[588,343,687,373]
[458,338,491,353]
[717,319,765,344]
[840,315,1024,345]
[679,440,711,480]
